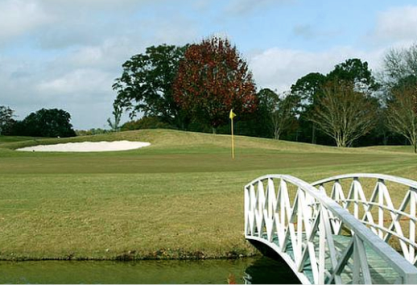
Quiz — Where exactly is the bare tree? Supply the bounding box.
[257,88,297,140]
[382,43,417,88]
[271,93,297,140]
[310,80,377,147]
[386,84,417,153]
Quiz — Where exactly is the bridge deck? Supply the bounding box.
[266,233,399,284]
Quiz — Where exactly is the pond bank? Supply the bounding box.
[0,249,259,262]
[0,257,300,284]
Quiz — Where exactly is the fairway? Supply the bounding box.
[0,129,416,260]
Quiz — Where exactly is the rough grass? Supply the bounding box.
[0,129,416,260]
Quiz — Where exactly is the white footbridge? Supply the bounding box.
[244,174,417,284]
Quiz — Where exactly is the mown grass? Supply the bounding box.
[362,145,416,154]
[0,129,416,260]
[0,136,38,145]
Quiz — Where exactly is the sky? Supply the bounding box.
[1,0,417,130]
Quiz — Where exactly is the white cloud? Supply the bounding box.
[0,0,52,42]
[0,63,118,129]
[150,20,199,46]
[372,5,417,44]
[70,47,104,66]
[249,46,386,92]
[65,38,139,71]
[0,0,200,129]
[36,69,113,98]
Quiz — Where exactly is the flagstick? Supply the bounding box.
[231,118,235,159]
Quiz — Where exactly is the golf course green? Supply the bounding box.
[0,129,416,260]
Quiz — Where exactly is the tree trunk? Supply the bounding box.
[411,131,417,153]
[273,127,280,140]
[274,131,280,140]
[312,123,316,144]
[335,133,347,147]
[413,137,417,153]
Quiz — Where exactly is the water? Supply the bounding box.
[0,257,300,284]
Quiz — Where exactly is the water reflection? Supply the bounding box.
[0,257,299,284]
[244,257,300,284]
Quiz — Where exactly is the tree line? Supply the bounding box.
[0,107,76,138]
[112,37,417,151]
[1,36,416,151]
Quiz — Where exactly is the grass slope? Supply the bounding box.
[0,130,416,260]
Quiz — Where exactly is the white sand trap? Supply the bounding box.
[16,141,151,152]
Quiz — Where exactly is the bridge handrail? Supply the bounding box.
[311,173,417,265]
[313,173,417,190]
[245,174,417,284]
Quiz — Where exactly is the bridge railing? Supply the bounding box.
[245,174,417,284]
[313,173,417,266]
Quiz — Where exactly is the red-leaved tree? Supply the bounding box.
[173,37,257,133]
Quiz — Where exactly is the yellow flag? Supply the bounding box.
[230,109,236,159]
[229,109,236,120]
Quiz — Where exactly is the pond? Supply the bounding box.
[0,256,300,284]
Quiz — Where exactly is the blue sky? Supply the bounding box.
[1,0,416,129]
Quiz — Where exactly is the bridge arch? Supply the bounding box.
[244,174,417,284]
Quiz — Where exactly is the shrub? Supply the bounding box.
[121,117,175,131]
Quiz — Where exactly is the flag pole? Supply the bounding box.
[229,109,236,159]
[231,117,235,159]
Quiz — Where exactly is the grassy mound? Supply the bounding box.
[0,130,416,260]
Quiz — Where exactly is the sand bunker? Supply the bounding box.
[16,141,151,152]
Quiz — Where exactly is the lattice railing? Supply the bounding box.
[313,173,417,266]
[244,175,417,284]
